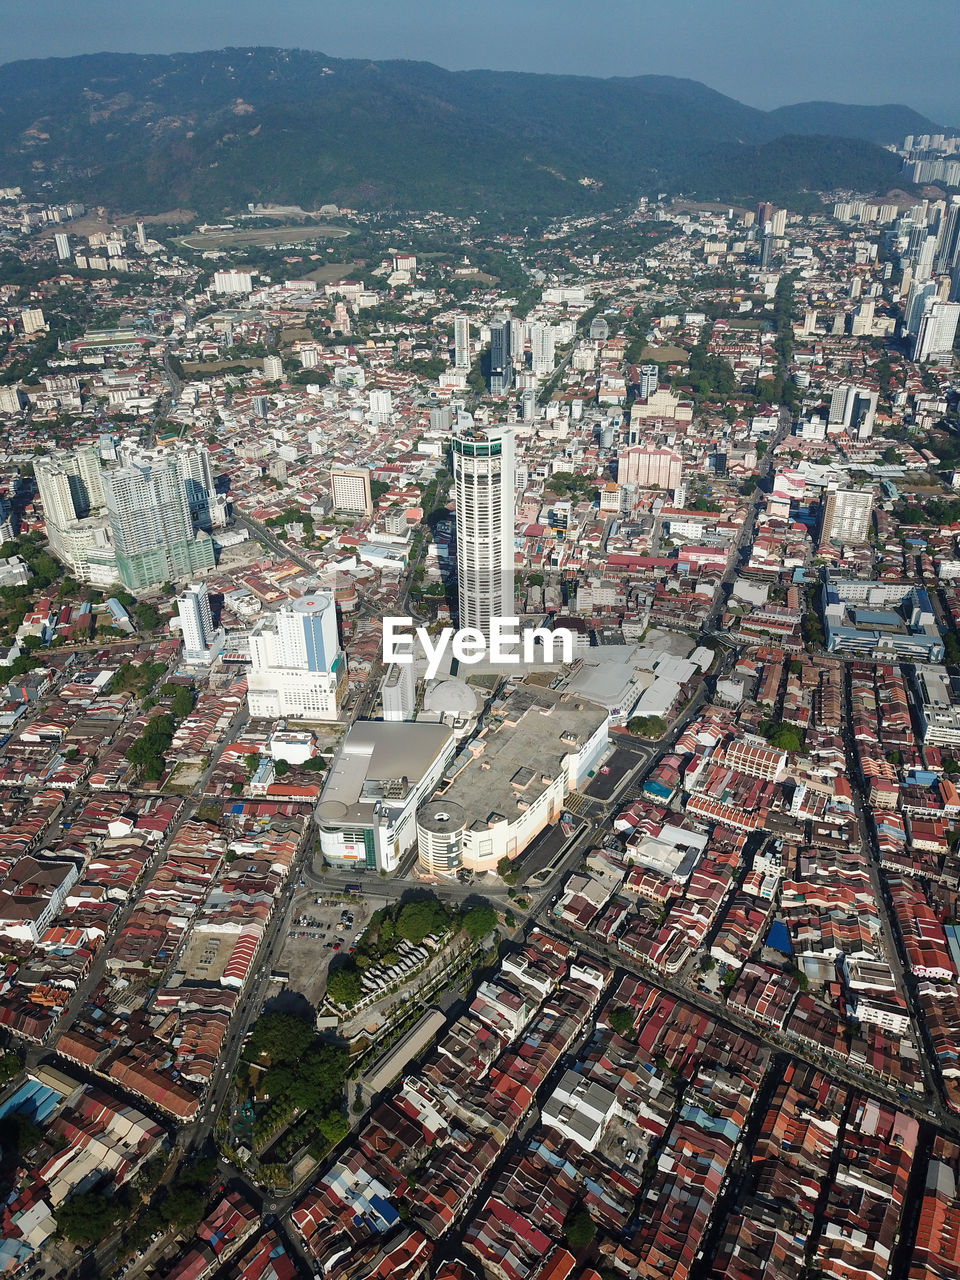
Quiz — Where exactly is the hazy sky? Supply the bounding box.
[3,0,959,124]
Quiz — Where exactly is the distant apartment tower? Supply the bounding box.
[213,269,254,295]
[170,442,225,532]
[381,649,417,721]
[247,594,346,720]
[913,300,960,363]
[617,445,683,492]
[531,323,556,377]
[177,582,222,664]
[638,364,659,398]
[35,446,116,585]
[819,487,874,549]
[904,278,939,335]
[453,314,470,370]
[54,233,70,261]
[488,317,512,395]
[828,385,878,439]
[334,301,352,335]
[263,354,283,381]
[21,308,45,334]
[101,452,216,592]
[934,197,960,275]
[330,467,373,517]
[914,234,938,283]
[452,422,516,637]
[369,388,393,425]
[0,386,25,415]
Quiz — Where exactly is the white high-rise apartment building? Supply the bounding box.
[330,467,373,516]
[915,234,938,283]
[369,388,393,425]
[381,645,416,721]
[21,308,45,334]
[638,365,659,398]
[213,270,254,294]
[334,301,352,335]
[452,422,516,637]
[263,354,283,381]
[454,314,470,370]
[904,279,939,334]
[247,593,347,720]
[0,387,24,415]
[54,233,70,260]
[177,582,222,664]
[913,300,960,363]
[819,487,874,549]
[101,451,216,592]
[617,446,683,492]
[531,323,556,377]
[828,385,878,439]
[35,447,116,586]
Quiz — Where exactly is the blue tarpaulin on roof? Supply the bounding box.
[765,921,792,954]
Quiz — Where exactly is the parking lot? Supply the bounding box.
[273,892,372,1007]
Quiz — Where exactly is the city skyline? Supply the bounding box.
[2,0,959,124]
[4,5,960,1272]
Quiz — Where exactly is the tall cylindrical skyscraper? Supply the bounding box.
[452,424,516,637]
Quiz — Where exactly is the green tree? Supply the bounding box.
[248,1011,315,1063]
[56,1190,125,1244]
[133,602,161,631]
[396,897,449,944]
[564,1207,597,1248]
[169,685,195,718]
[627,715,667,738]
[326,964,362,1007]
[608,1007,635,1035]
[319,1111,349,1144]
[462,904,497,941]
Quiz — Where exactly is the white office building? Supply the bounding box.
[247,593,347,720]
[452,421,516,639]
